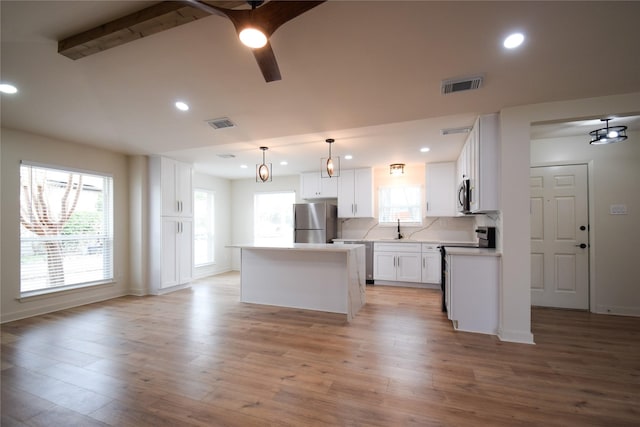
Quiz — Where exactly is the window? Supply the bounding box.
[20,163,113,294]
[254,192,295,245]
[193,189,215,266]
[378,186,422,224]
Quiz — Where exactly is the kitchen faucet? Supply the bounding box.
[397,218,403,240]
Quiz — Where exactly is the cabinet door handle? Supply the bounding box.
[354,204,357,214]
[423,258,425,268]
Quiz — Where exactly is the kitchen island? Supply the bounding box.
[227,243,366,321]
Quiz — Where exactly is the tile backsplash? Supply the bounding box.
[338,216,478,242]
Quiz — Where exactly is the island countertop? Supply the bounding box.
[227,242,364,252]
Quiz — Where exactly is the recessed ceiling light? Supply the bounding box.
[0,83,18,94]
[420,147,430,153]
[240,164,248,169]
[280,161,288,166]
[344,155,353,160]
[175,101,189,111]
[503,33,525,49]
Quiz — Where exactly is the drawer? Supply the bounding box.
[375,242,421,253]
[421,243,440,252]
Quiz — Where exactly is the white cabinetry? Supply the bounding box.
[421,243,441,284]
[300,172,338,199]
[161,217,193,288]
[150,156,194,293]
[337,168,373,218]
[425,162,456,217]
[373,243,422,283]
[456,113,500,213]
[445,252,500,335]
[161,156,193,217]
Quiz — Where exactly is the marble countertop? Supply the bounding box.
[444,247,502,257]
[333,238,476,245]
[227,243,364,252]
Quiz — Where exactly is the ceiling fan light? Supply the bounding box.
[239,28,267,48]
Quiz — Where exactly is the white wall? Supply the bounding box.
[499,91,640,343]
[531,130,640,316]
[0,128,131,322]
[230,174,301,269]
[193,172,233,278]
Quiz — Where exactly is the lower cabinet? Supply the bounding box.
[421,244,441,284]
[446,253,500,335]
[160,217,193,289]
[373,243,422,283]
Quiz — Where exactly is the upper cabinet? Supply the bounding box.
[159,156,193,217]
[458,113,500,213]
[337,168,374,218]
[425,162,456,217]
[300,171,338,199]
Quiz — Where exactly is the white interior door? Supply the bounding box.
[530,164,589,309]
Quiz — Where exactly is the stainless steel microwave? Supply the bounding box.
[457,178,471,214]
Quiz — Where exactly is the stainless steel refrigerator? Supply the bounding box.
[293,203,337,243]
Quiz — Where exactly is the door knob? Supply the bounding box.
[575,243,587,249]
[580,225,586,231]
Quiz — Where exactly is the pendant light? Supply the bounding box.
[589,118,628,145]
[256,146,272,182]
[321,138,340,178]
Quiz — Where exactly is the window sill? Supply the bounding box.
[17,280,115,302]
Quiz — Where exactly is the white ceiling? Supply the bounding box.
[2,1,640,179]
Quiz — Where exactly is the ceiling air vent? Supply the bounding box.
[217,154,236,159]
[206,117,236,130]
[441,75,483,95]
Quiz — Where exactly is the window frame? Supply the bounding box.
[193,188,216,267]
[19,161,114,297]
[377,185,423,226]
[253,191,296,246]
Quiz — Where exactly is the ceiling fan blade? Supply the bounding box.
[252,1,326,35]
[252,41,281,82]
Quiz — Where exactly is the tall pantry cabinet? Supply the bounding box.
[149,156,194,294]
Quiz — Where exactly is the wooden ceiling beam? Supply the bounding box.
[58,1,243,60]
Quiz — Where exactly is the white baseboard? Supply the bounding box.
[1,291,128,324]
[595,305,640,317]
[498,327,535,344]
[152,283,191,295]
[373,281,440,289]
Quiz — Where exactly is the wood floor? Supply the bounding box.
[2,272,639,426]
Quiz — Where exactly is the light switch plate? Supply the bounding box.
[609,204,628,215]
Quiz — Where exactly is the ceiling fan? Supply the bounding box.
[184,1,325,82]
[58,1,325,83]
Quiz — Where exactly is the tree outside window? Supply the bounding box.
[20,163,113,293]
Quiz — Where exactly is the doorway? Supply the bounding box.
[530,164,589,309]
